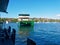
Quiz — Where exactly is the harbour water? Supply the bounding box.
[3,22,60,45]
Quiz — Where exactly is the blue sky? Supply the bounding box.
[1,0,60,19]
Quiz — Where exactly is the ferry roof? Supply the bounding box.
[19,14,30,16]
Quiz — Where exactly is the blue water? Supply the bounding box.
[4,22,60,45]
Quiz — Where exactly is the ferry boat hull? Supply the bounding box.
[20,21,34,27]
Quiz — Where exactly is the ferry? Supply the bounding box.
[18,14,34,27]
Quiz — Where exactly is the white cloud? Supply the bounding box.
[56,14,60,17]
[54,14,60,19]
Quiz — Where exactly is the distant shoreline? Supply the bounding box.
[0,18,60,22]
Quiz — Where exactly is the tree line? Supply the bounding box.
[0,18,60,22]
